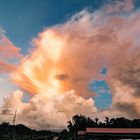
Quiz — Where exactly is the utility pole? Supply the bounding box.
[12,109,17,140]
[0,108,17,140]
[13,109,17,125]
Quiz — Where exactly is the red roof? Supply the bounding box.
[77,131,86,135]
[86,128,140,134]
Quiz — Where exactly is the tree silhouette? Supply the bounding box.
[67,115,140,133]
[105,117,110,127]
[65,115,140,140]
[0,115,140,140]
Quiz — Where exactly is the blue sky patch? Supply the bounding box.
[89,80,112,109]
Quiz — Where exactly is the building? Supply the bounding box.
[77,128,140,140]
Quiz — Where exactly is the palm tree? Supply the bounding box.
[105,117,110,127]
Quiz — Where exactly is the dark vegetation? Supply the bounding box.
[0,122,58,140]
[59,115,140,140]
[0,115,140,140]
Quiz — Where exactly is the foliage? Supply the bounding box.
[64,115,140,139]
[0,115,140,140]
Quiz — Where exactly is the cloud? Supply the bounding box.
[0,36,22,59]
[105,0,134,13]
[0,60,16,73]
[12,0,137,98]
[0,0,140,130]
[1,90,96,130]
[98,80,140,120]
[0,29,22,73]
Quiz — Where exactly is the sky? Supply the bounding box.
[0,0,140,130]
[0,0,104,54]
[0,0,114,108]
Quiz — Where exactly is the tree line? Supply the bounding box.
[58,115,140,140]
[0,115,140,140]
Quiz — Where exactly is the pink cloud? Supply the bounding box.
[0,36,22,59]
[1,0,140,130]
[0,31,22,73]
[0,60,16,73]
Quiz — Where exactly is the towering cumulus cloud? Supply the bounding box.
[1,0,140,130]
